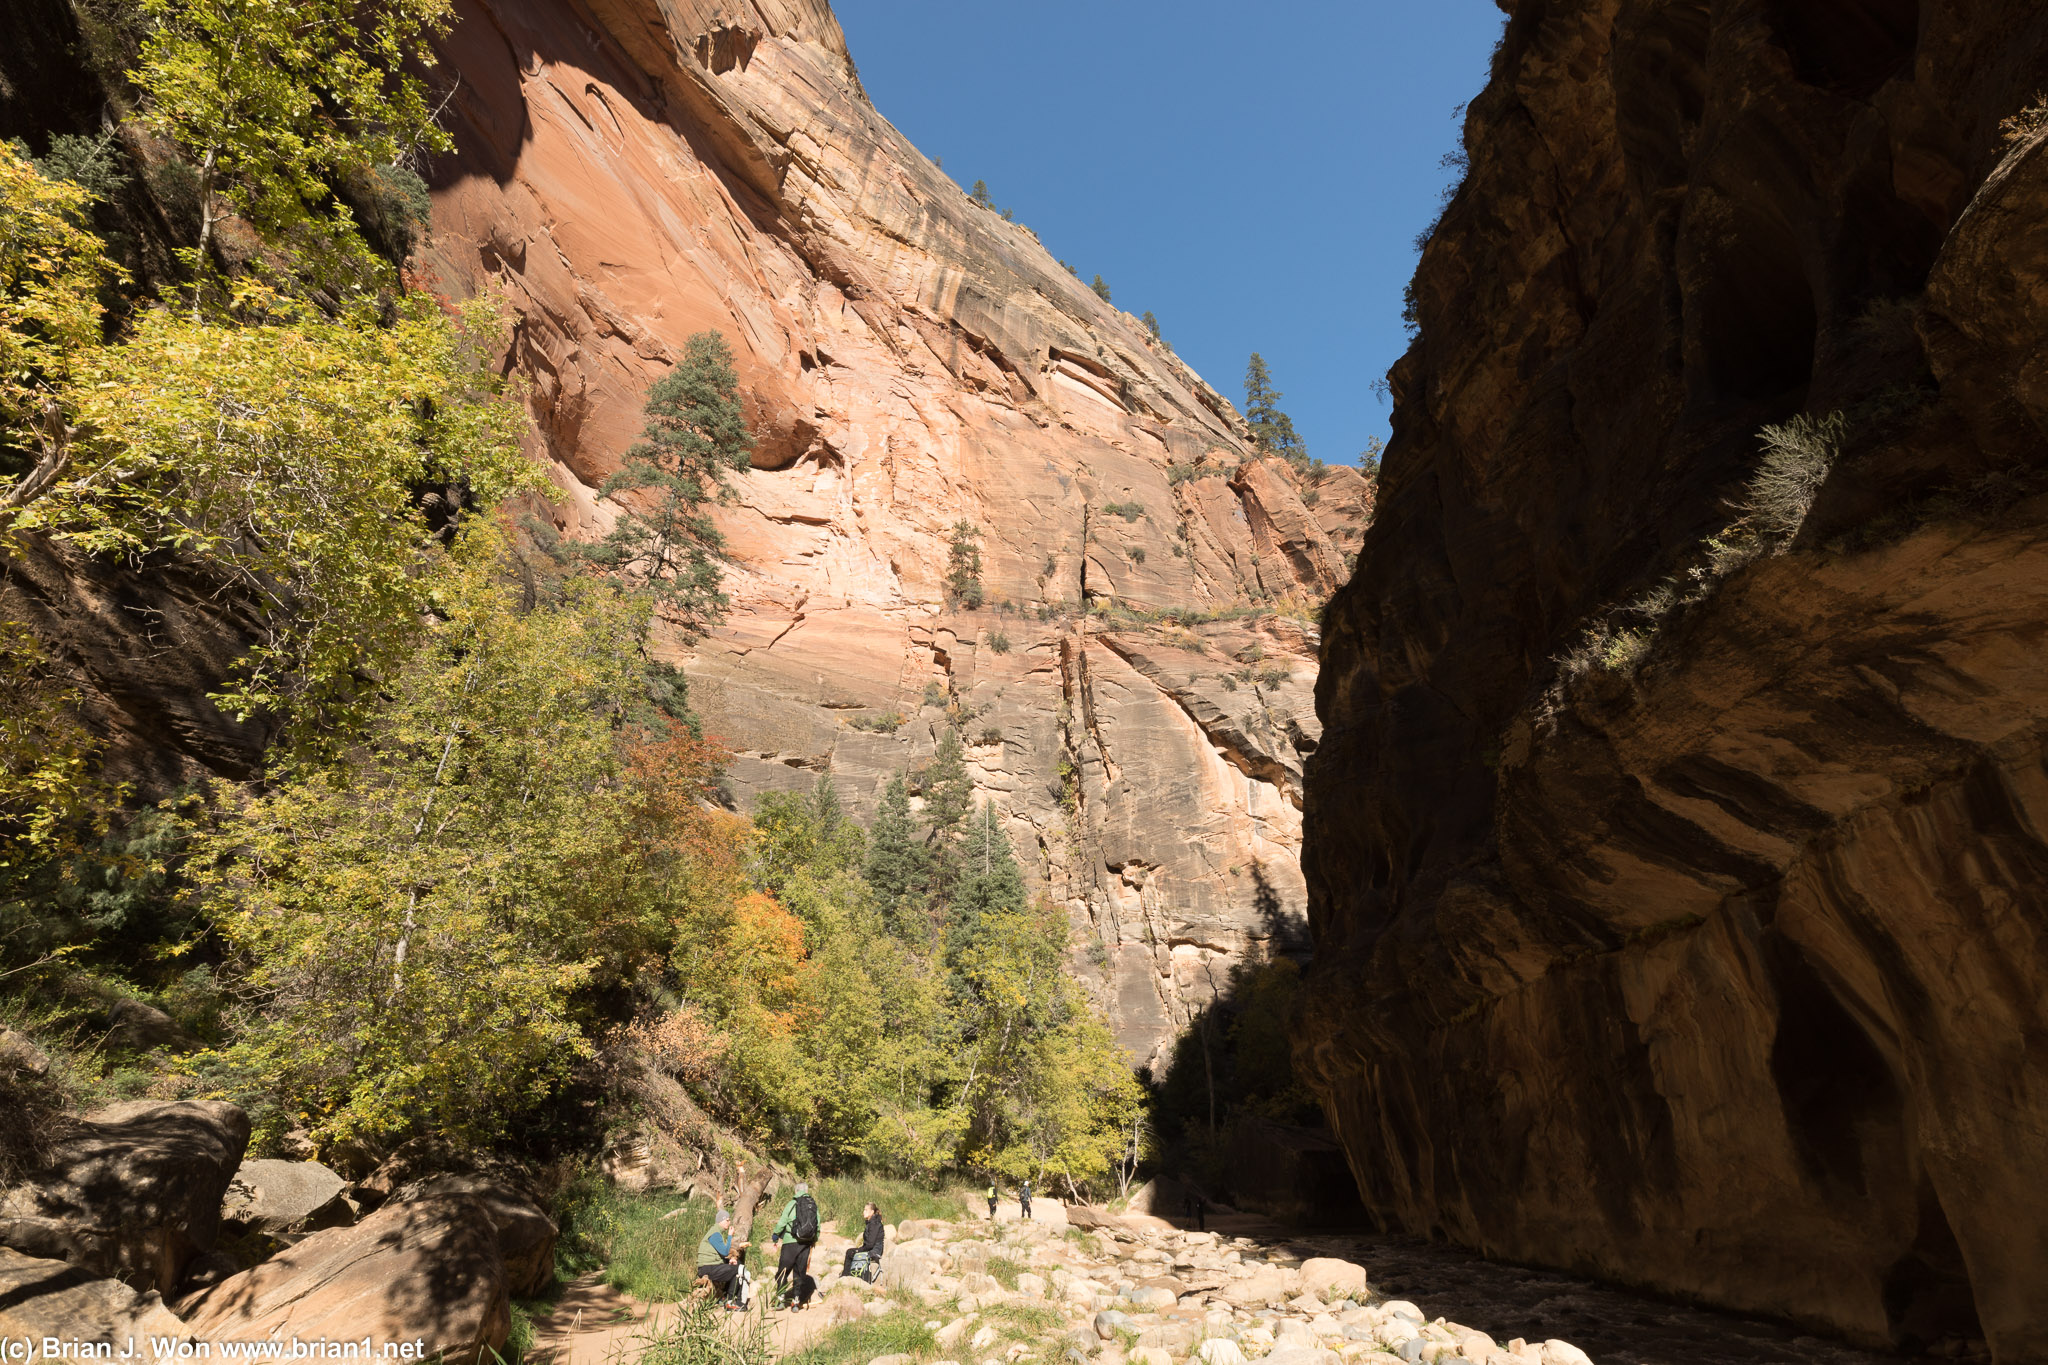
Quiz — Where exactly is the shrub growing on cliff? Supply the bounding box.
[1091,275,1113,303]
[1745,411,1847,541]
[946,521,986,609]
[580,332,754,635]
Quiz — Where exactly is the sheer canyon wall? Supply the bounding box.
[1301,0,2048,1358]
[419,0,1371,1070]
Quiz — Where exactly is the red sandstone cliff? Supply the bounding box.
[418,0,1371,1069]
[1302,0,2048,1357]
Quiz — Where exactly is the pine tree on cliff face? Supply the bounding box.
[1243,352,1306,461]
[581,331,753,633]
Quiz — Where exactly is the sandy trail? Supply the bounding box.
[525,1274,836,1365]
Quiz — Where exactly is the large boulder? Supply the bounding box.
[397,1175,557,1299]
[875,1239,944,1294]
[1297,1257,1369,1302]
[221,1159,354,1243]
[0,1100,248,1294]
[182,1194,508,1362]
[1218,1265,1298,1308]
[103,1000,188,1054]
[0,1247,190,1353]
[0,1028,49,1076]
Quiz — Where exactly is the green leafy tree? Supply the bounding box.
[189,549,668,1148]
[133,0,457,279]
[751,776,864,904]
[954,901,1141,1193]
[1091,274,1112,303]
[23,293,532,734]
[1141,311,1161,342]
[969,180,993,208]
[945,521,984,609]
[581,332,754,635]
[1243,353,1306,460]
[0,144,115,514]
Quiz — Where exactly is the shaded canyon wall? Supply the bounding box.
[1301,0,2048,1358]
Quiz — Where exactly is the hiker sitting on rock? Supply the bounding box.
[769,1181,820,1309]
[842,1201,884,1280]
[695,1208,748,1305]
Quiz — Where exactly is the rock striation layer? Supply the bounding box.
[421,0,1371,1067]
[1301,1,2048,1359]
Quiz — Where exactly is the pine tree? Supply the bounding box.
[863,771,928,937]
[947,802,1027,968]
[1243,353,1306,461]
[921,728,973,905]
[1091,275,1113,303]
[582,332,754,633]
[970,179,993,208]
[1141,311,1161,342]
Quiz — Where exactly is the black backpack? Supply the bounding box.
[792,1193,819,1243]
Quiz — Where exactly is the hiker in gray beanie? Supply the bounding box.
[769,1182,821,1309]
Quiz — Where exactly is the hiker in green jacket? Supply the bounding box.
[768,1181,820,1309]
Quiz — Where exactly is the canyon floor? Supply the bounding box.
[531,1208,1951,1365]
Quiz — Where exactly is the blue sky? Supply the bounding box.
[831,1,1508,465]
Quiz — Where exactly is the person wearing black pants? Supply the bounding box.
[1019,1180,1032,1222]
[770,1182,820,1309]
[842,1202,884,1278]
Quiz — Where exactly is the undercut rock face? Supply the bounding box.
[1301,0,2048,1357]
[420,0,1372,1067]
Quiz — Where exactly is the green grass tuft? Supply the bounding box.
[781,1314,935,1365]
[811,1172,971,1239]
[637,1294,772,1365]
[553,1176,728,1301]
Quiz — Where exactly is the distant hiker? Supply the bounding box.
[1183,1190,1205,1231]
[770,1181,821,1309]
[1019,1180,1032,1221]
[987,1183,998,1220]
[843,1201,885,1280]
[696,1208,748,1306]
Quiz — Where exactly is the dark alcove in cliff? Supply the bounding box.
[1766,938,1902,1197]
[1883,1175,1986,1350]
[1691,207,1817,406]
[1766,0,1921,99]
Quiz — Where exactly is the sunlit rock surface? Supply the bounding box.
[421,0,1373,1068]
